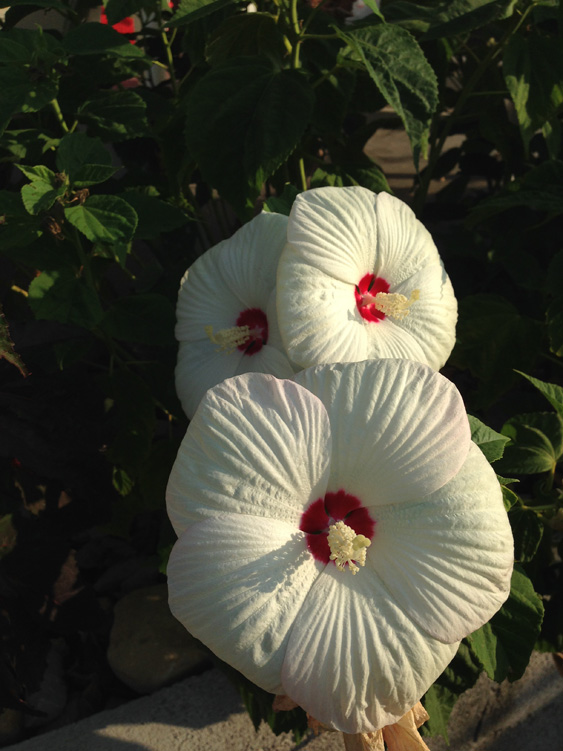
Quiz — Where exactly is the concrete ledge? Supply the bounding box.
[5,653,563,751]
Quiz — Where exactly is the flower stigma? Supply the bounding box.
[205,308,269,356]
[205,324,251,354]
[327,520,371,575]
[371,289,420,320]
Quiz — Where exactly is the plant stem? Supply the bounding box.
[412,6,538,216]
[157,2,179,99]
[51,99,69,134]
[290,0,301,68]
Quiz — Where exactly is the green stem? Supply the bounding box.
[298,157,307,191]
[412,6,538,216]
[522,503,558,513]
[72,227,96,290]
[157,2,179,99]
[290,0,301,68]
[51,99,69,134]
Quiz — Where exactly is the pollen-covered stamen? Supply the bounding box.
[372,289,420,320]
[205,324,251,354]
[327,520,371,575]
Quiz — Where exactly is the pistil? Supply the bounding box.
[327,520,371,575]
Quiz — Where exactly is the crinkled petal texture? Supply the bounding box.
[166,362,513,735]
[277,186,457,370]
[166,373,332,536]
[168,514,323,695]
[281,564,459,733]
[174,211,295,419]
[368,442,514,643]
[294,359,471,506]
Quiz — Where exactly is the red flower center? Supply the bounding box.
[299,489,376,565]
[236,308,268,356]
[355,273,390,323]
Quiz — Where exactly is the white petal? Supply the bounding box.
[391,263,458,370]
[367,442,514,643]
[374,192,443,285]
[175,339,245,421]
[286,186,378,283]
[166,373,331,536]
[294,360,471,506]
[281,563,459,733]
[277,250,369,367]
[168,515,322,694]
[176,212,288,341]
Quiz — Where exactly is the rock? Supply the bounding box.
[107,583,209,694]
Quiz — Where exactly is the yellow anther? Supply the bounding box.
[327,521,371,575]
[205,324,251,354]
[373,289,419,320]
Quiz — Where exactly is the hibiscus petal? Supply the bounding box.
[391,264,457,371]
[294,360,471,506]
[176,212,288,341]
[367,442,514,643]
[281,563,458,733]
[168,515,322,694]
[175,338,245,420]
[277,252,369,367]
[285,186,378,283]
[374,192,443,286]
[167,373,332,535]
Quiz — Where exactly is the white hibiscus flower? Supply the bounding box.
[166,359,513,734]
[174,211,295,419]
[276,186,458,371]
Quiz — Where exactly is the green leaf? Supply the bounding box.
[0,66,58,133]
[499,412,563,475]
[422,684,456,742]
[503,32,563,152]
[508,506,544,563]
[0,303,28,376]
[65,195,138,245]
[264,184,300,216]
[101,294,176,345]
[341,24,438,167]
[120,192,189,239]
[547,295,563,358]
[452,295,543,408]
[78,89,149,141]
[498,478,519,511]
[112,465,135,496]
[56,132,117,187]
[421,0,517,41]
[21,180,65,216]
[310,162,391,195]
[104,0,151,25]
[467,161,563,223]
[468,415,510,463]
[205,13,285,66]
[0,190,43,248]
[170,0,240,27]
[28,269,104,329]
[468,566,543,682]
[63,22,147,59]
[185,58,314,216]
[517,371,563,418]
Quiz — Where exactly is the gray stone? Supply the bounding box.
[107,583,209,694]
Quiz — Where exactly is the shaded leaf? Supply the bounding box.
[120,192,189,239]
[517,371,563,417]
[508,506,544,563]
[185,57,314,216]
[56,132,116,188]
[468,566,543,682]
[340,24,438,167]
[28,269,104,329]
[170,0,240,27]
[78,89,149,141]
[63,22,147,58]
